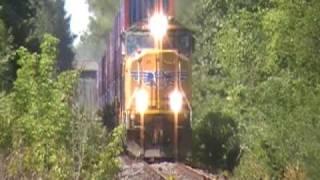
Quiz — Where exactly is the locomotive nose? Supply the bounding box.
[128,50,191,113]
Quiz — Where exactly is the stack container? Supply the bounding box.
[97,54,107,107]
[121,0,175,30]
[104,12,122,105]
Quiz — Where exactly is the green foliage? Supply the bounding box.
[71,105,124,180]
[0,0,33,48]
[0,35,123,179]
[232,153,271,180]
[193,112,240,171]
[86,0,120,40]
[0,92,13,150]
[175,0,196,28]
[192,0,320,178]
[30,0,74,70]
[0,19,13,91]
[90,125,124,179]
[75,0,119,61]
[0,0,74,90]
[6,34,76,179]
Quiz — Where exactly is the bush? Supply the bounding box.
[233,153,270,180]
[193,112,240,171]
[0,35,123,179]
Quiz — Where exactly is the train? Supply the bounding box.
[97,0,193,160]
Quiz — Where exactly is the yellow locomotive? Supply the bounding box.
[98,0,192,160]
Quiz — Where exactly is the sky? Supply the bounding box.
[64,0,91,44]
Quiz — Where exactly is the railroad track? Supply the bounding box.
[118,155,220,180]
[175,163,213,180]
[118,155,166,180]
[152,163,216,180]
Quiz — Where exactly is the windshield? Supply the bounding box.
[125,30,193,57]
[126,33,154,56]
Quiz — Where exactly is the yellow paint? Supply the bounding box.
[124,49,191,114]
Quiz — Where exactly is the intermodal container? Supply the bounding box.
[121,0,175,30]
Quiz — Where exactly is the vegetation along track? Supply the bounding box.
[118,155,223,180]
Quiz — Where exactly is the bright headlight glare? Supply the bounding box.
[148,13,168,40]
[135,89,149,113]
[169,90,183,113]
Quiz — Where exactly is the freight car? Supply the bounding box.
[75,61,98,114]
[97,0,193,160]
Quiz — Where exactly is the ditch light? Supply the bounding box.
[135,88,149,113]
[169,89,183,113]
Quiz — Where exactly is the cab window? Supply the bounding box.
[126,33,154,56]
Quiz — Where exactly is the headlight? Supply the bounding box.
[135,89,149,113]
[148,13,168,40]
[169,90,183,113]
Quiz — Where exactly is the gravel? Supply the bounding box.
[118,156,224,180]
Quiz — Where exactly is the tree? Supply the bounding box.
[75,0,119,61]
[0,18,13,91]
[29,0,75,71]
[0,0,34,49]
[192,0,320,179]
[175,0,196,28]
[0,0,74,90]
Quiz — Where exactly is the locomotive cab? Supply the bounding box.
[122,19,193,160]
